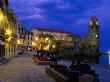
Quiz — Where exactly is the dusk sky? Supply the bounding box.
[9,0,110,52]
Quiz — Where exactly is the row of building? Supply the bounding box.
[0,0,99,59]
[17,27,78,52]
[0,0,77,58]
[0,0,18,58]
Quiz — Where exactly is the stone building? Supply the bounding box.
[79,16,99,55]
[31,27,74,51]
[17,27,34,51]
[0,0,19,58]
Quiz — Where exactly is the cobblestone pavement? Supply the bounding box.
[0,53,55,82]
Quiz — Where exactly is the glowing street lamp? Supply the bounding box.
[6,29,11,36]
[46,37,49,41]
[52,45,56,49]
[17,40,20,44]
[32,42,36,46]
[35,37,38,40]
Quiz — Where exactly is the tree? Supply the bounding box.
[38,33,53,55]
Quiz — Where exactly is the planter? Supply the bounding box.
[34,59,52,65]
[45,67,94,82]
[45,67,68,82]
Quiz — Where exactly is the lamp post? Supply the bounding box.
[108,51,110,65]
[108,51,110,55]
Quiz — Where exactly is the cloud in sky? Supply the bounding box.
[9,0,110,51]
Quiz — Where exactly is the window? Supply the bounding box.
[22,29,23,34]
[28,36,29,40]
[22,40,24,44]
[25,30,27,35]
[31,37,32,40]
[20,35,22,39]
[19,29,20,33]
[31,33,33,36]
[23,35,25,39]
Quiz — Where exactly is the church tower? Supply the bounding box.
[88,16,99,55]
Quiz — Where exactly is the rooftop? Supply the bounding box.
[34,27,73,35]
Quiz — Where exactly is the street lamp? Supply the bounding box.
[52,45,56,49]
[46,37,49,41]
[108,51,110,55]
[17,40,20,44]
[35,37,38,40]
[32,42,36,46]
[6,29,11,36]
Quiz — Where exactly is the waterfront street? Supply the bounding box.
[0,0,110,82]
[0,52,110,82]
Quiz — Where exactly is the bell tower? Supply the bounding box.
[88,16,99,55]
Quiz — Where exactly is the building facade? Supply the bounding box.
[31,27,74,51]
[59,16,99,56]
[79,16,99,55]
[0,0,18,58]
[17,27,34,51]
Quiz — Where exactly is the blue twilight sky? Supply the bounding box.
[9,0,110,52]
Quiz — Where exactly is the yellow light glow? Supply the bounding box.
[17,40,20,44]
[0,16,3,20]
[62,38,65,40]
[46,37,49,41]
[7,37,12,42]
[96,21,99,25]
[43,45,50,51]
[48,40,51,43]
[89,21,92,25]
[6,29,11,36]
[52,45,56,48]
[35,37,38,40]
[32,42,36,46]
